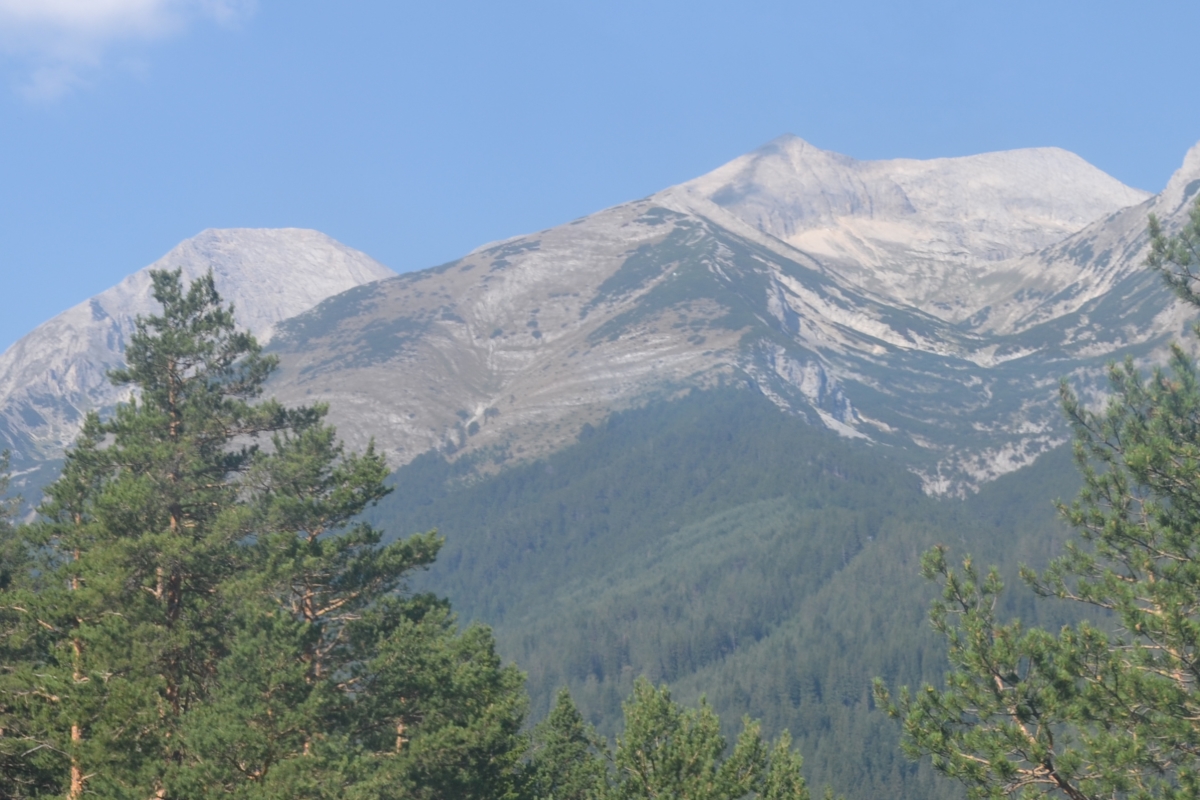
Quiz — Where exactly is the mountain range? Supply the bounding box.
[6,135,1200,800]
[5,136,1199,495]
[260,135,1195,494]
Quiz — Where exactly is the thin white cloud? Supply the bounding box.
[0,0,254,99]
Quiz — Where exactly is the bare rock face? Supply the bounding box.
[263,137,1200,496]
[9,137,1200,497]
[266,202,759,467]
[658,135,1152,323]
[967,140,1200,335]
[0,228,393,465]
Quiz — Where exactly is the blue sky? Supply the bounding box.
[3,0,1200,352]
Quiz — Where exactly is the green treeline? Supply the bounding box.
[374,388,1087,800]
[528,682,813,800]
[0,271,814,799]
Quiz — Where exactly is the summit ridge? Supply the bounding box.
[0,228,393,467]
[4,137,1198,496]
[659,135,1151,323]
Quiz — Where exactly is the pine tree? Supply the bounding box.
[0,451,20,591]
[0,270,529,799]
[527,688,609,800]
[761,733,810,800]
[0,270,282,798]
[0,453,63,799]
[612,677,810,800]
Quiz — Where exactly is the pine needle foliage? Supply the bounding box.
[527,688,609,800]
[0,270,528,799]
[526,680,813,800]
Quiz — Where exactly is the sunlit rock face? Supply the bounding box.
[9,138,1200,496]
[260,139,1197,495]
[658,135,1152,325]
[0,228,393,465]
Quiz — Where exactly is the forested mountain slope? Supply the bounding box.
[373,388,1091,800]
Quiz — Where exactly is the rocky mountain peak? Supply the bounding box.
[0,228,393,465]
[94,228,396,343]
[677,136,1147,242]
[1155,139,1200,217]
[969,140,1200,336]
[6,137,1198,503]
[659,136,1150,323]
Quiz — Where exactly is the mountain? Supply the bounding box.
[264,136,1192,494]
[7,138,1183,496]
[659,136,1150,324]
[970,141,1200,334]
[373,386,1088,800]
[320,138,1193,799]
[5,137,1200,800]
[0,228,393,473]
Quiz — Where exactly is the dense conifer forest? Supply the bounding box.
[375,388,1089,800]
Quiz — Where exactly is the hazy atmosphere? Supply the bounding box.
[4,0,1200,350]
[8,4,1200,800]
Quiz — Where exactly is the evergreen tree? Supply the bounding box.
[875,197,1200,800]
[761,733,810,800]
[0,269,279,798]
[612,677,809,800]
[0,453,61,799]
[0,451,20,591]
[527,688,609,800]
[0,270,528,798]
